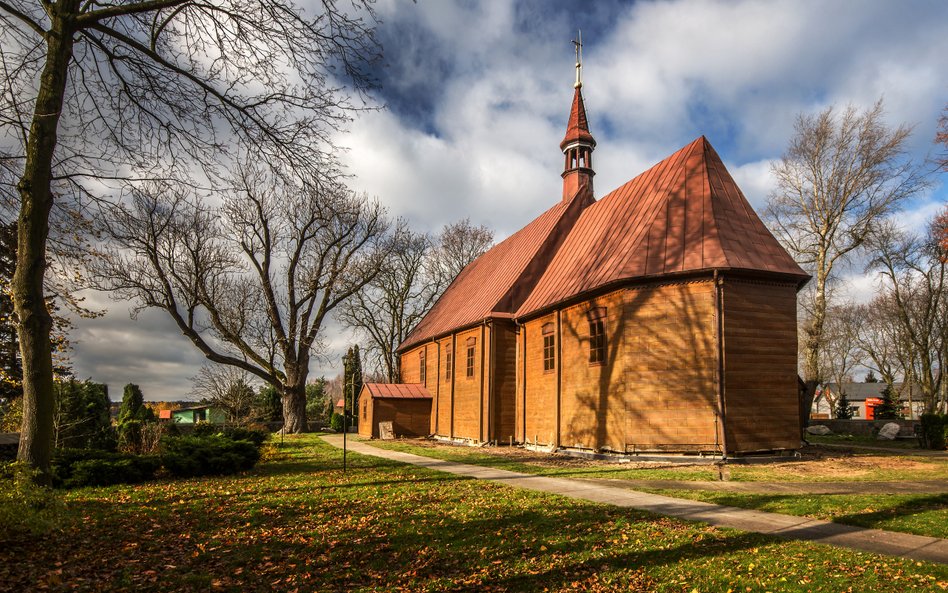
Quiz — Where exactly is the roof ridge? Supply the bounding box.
[492,183,595,313]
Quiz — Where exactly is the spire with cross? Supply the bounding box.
[572,30,583,89]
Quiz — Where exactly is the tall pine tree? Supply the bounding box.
[343,346,363,428]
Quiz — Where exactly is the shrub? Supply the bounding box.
[189,423,269,446]
[330,412,344,432]
[0,462,63,536]
[919,414,947,450]
[52,448,160,489]
[161,435,261,478]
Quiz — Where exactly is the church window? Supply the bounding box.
[587,307,607,364]
[445,344,453,380]
[542,322,555,372]
[419,349,426,384]
[466,337,476,378]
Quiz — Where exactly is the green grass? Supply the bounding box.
[636,489,948,539]
[369,439,948,483]
[1,434,946,592]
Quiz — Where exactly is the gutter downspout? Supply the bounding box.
[714,270,728,459]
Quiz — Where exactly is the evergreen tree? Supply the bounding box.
[343,346,363,427]
[864,370,880,383]
[305,378,329,425]
[873,384,903,420]
[835,392,854,419]
[118,384,155,424]
[255,385,283,423]
[53,380,114,450]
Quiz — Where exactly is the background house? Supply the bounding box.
[813,382,924,420]
[171,405,226,424]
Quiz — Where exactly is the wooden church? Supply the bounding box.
[365,55,810,455]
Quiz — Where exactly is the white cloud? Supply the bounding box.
[67,0,948,398]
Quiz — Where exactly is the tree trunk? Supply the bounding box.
[15,6,78,480]
[281,382,308,433]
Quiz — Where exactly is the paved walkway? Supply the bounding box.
[321,435,948,565]
[585,477,948,495]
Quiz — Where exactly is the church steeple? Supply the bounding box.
[560,31,596,201]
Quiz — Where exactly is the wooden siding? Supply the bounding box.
[399,343,435,391]
[490,320,518,443]
[359,396,432,439]
[452,327,483,440]
[722,279,801,452]
[521,314,557,445]
[524,280,720,452]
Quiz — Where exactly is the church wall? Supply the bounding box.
[450,326,485,440]
[433,338,452,435]
[521,314,558,445]
[489,320,518,443]
[722,279,801,452]
[399,342,435,391]
[533,279,719,452]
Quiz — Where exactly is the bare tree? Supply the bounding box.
[340,220,494,382]
[90,166,390,432]
[936,104,948,172]
[853,300,904,387]
[865,216,947,413]
[340,229,438,382]
[766,99,926,418]
[429,218,494,285]
[819,302,864,417]
[0,0,379,473]
[190,364,259,425]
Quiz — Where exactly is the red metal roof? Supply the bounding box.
[398,185,594,351]
[560,87,596,150]
[362,383,432,399]
[516,137,809,317]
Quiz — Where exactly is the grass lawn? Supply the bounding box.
[1,434,945,592]
[369,439,948,483]
[635,489,948,539]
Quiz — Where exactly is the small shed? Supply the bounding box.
[171,405,226,424]
[358,383,432,439]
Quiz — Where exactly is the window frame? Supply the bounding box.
[445,344,453,381]
[542,322,555,373]
[465,337,476,379]
[587,307,607,365]
[419,349,426,384]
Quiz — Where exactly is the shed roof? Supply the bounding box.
[398,185,593,351]
[361,383,433,400]
[516,137,809,317]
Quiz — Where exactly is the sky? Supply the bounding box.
[68,0,948,401]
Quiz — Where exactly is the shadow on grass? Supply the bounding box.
[833,493,948,532]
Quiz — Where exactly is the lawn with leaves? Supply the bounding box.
[1,434,946,592]
[367,439,948,538]
[635,489,948,539]
[370,439,948,483]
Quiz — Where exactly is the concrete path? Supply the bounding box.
[584,477,948,495]
[321,435,948,565]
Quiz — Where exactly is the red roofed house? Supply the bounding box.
[390,61,809,455]
[358,383,433,439]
